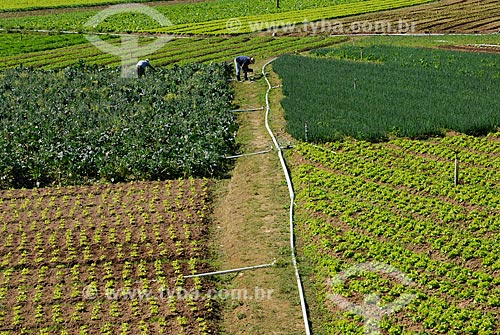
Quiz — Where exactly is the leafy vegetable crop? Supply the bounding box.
[292,134,500,334]
[0,178,219,334]
[0,32,345,71]
[0,62,237,188]
[0,0,431,34]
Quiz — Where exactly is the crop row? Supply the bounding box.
[0,32,93,58]
[152,0,433,35]
[297,141,500,210]
[0,0,422,33]
[0,33,344,70]
[274,46,500,142]
[300,164,500,272]
[292,138,500,333]
[298,217,498,334]
[0,179,218,334]
[328,0,500,34]
[0,0,148,11]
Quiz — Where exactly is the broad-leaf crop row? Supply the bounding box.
[0,0,413,33]
[292,137,500,333]
[152,0,433,35]
[300,165,500,271]
[298,142,500,210]
[0,178,219,334]
[0,33,344,70]
[0,62,236,188]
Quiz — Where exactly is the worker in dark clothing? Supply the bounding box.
[136,59,154,77]
[234,56,255,82]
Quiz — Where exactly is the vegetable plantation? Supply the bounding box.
[151,0,432,35]
[1,0,364,13]
[273,46,500,142]
[0,32,345,70]
[0,178,220,334]
[0,0,155,12]
[292,133,500,334]
[0,0,432,34]
[0,62,236,188]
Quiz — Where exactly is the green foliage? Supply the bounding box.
[274,46,500,142]
[0,0,430,34]
[294,135,500,333]
[0,32,344,71]
[0,0,156,11]
[0,31,90,58]
[0,62,236,188]
[1,0,357,12]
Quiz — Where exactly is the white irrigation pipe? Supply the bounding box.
[184,260,276,279]
[230,107,265,112]
[262,58,311,335]
[225,147,273,159]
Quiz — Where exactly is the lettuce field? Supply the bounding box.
[0,62,236,188]
[274,46,500,142]
[0,33,344,70]
[0,0,428,34]
[292,133,500,334]
[0,178,219,334]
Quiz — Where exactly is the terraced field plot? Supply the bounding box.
[0,33,345,69]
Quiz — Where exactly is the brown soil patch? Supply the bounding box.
[0,179,219,334]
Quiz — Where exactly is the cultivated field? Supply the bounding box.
[0,33,345,69]
[0,63,236,187]
[274,45,500,141]
[291,134,500,334]
[319,0,500,34]
[2,0,500,334]
[0,178,219,334]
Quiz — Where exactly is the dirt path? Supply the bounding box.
[212,61,305,335]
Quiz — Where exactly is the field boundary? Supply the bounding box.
[262,59,311,334]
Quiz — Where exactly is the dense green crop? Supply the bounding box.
[293,135,500,334]
[0,0,427,33]
[0,0,157,11]
[0,31,92,58]
[273,46,500,142]
[1,0,360,12]
[153,0,433,35]
[0,32,344,70]
[0,62,237,188]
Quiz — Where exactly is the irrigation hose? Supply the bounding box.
[262,58,312,335]
[183,260,276,278]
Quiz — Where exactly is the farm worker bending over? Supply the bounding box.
[136,59,154,77]
[234,56,255,82]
